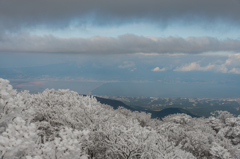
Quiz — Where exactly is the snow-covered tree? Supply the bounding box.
[0,78,240,159]
[0,117,37,159]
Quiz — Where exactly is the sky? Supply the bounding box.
[0,0,240,98]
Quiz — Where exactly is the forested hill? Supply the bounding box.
[149,108,200,119]
[94,96,135,111]
[89,95,200,119]
[1,78,240,158]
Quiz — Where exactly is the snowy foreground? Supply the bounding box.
[0,78,240,159]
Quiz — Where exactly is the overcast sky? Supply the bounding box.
[1,0,240,97]
[0,0,240,54]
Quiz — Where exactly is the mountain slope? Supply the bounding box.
[90,96,200,119]
[94,96,136,111]
[149,108,200,119]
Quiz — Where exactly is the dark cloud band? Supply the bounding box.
[1,0,240,30]
[1,34,240,54]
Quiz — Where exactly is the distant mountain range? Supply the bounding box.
[93,95,200,119]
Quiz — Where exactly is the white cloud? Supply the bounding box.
[118,61,135,68]
[228,68,240,74]
[174,53,240,74]
[130,68,137,72]
[225,53,240,66]
[174,62,215,72]
[152,67,167,72]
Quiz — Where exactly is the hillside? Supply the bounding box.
[149,108,200,119]
[1,78,240,159]
[94,96,135,111]
[92,96,199,119]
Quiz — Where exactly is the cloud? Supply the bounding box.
[228,68,240,74]
[130,68,137,72]
[1,34,240,54]
[1,0,240,31]
[152,67,166,72]
[174,53,240,74]
[225,53,240,66]
[174,62,229,73]
[174,62,215,72]
[118,61,135,68]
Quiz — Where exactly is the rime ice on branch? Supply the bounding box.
[0,78,240,159]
